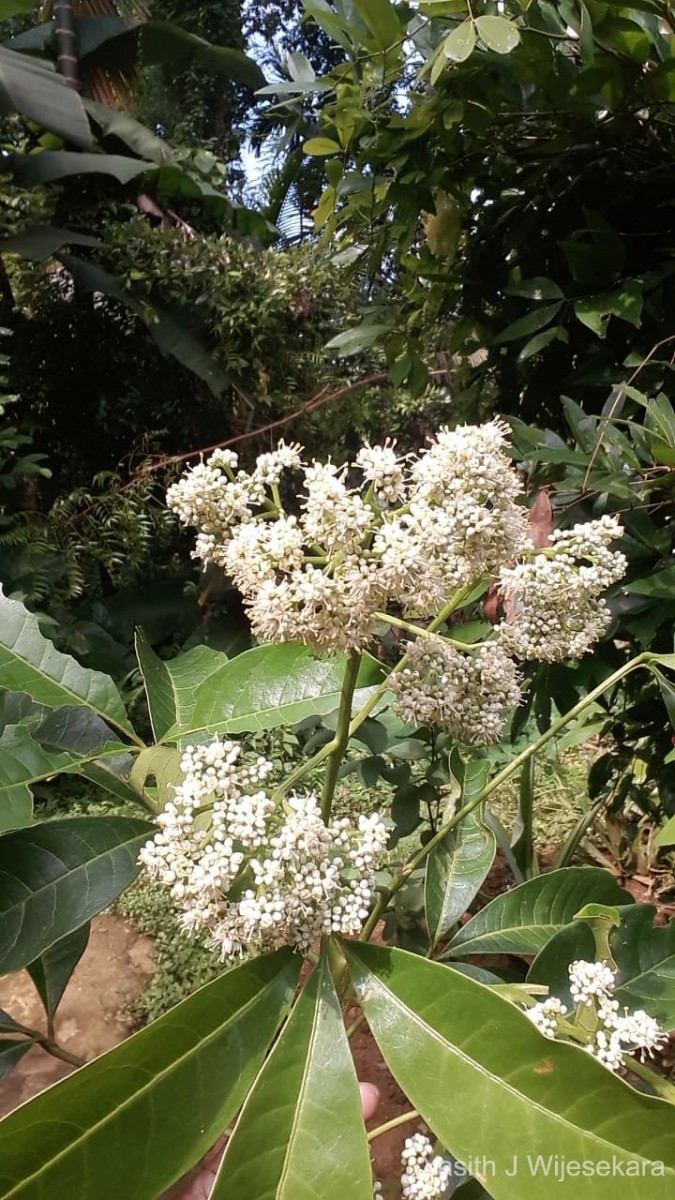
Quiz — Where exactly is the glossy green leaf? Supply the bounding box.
[494,302,563,345]
[303,136,342,155]
[625,566,675,598]
[0,951,300,1200]
[0,47,91,148]
[0,1040,33,1082]
[27,924,90,1025]
[518,325,566,361]
[0,227,101,262]
[129,745,183,809]
[12,151,155,187]
[612,906,675,1030]
[443,20,476,63]
[168,643,384,741]
[32,707,139,806]
[215,954,371,1199]
[425,779,495,946]
[0,816,154,973]
[352,0,402,50]
[529,903,675,1029]
[0,1011,22,1033]
[0,588,134,737]
[475,15,521,54]
[135,631,227,742]
[0,725,79,832]
[446,867,631,957]
[345,942,675,1198]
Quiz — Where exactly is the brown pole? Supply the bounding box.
[53,0,79,90]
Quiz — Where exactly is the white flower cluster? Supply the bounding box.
[498,516,627,661]
[167,423,530,654]
[400,1134,452,1200]
[526,995,568,1038]
[138,739,387,958]
[388,635,522,743]
[526,960,668,1072]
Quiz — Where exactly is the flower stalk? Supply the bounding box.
[360,651,654,941]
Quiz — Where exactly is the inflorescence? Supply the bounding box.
[167,423,626,744]
[526,960,667,1072]
[139,739,387,960]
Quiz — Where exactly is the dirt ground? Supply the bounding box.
[0,914,415,1196]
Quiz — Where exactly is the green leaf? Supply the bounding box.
[529,904,675,1029]
[0,588,134,737]
[613,907,675,1031]
[0,1010,22,1033]
[475,15,521,54]
[351,0,403,50]
[624,567,675,598]
[0,1040,33,1082]
[139,21,266,90]
[505,277,564,301]
[129,745,183,809]
[654,814,675,847]
[12,151,155,187]
[518,325,566,361]
[27,924,90,1026]
[0,725,80,832]
[303,136,342,155]
[325,323,392,356]
[443,20,476,63]
[425,774,495,946]
[84,99,174,165]
[167,643,385,741]
[135,631,228,742]
[0,951,300,1200]
[0,226,101,262]
[0,816,154,973]
[0,47,91,148]
[215,954,371,1199]
[344,943,675,1198]
[445,867,631,956]
[494,302,563,345]
[32,707,139,806]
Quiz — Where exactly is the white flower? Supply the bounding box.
[568,960,616,1005]
[498,516,626,661]
[166,428,626,669]
[526,996,568,1038]
[139,738,388,959]
[389,635,521,743]
[400,1134,452,1200]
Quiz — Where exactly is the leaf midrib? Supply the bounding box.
[367,969,674,1170]
[0,969,291,1200]
[0,824,150,927]
[3,612,131,734]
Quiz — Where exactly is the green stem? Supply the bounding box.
[320,650,362,823]
[360,652,654,941]
[625,1055,675,1103]
[367,1109,419,1142]
[374,611,482,651]
[275,589,474,800]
